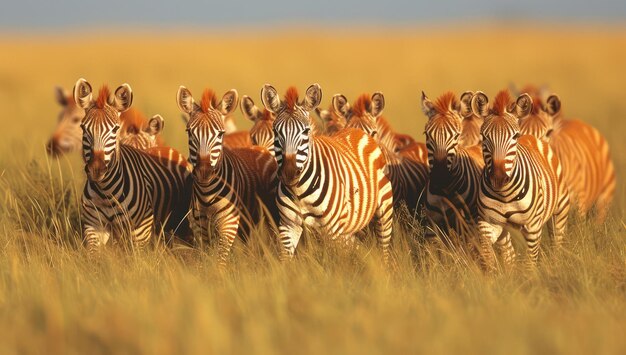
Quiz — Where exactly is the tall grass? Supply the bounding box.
[0,26,625,354]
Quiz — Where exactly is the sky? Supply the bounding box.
[1,0,625,31]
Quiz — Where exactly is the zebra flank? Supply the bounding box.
[177,86,278,267]
[263,84,394,264]
[333,92,428,212]
[472,90,570,269]
[421,91,485,242]
[76,79,192,252]
[517,91,616,223]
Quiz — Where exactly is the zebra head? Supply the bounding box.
[472,90,533,188]
[118,113,164,150]
[422,91,468,173]
[314,104,346,135]
[47,86,85,157]
[261,84,322,186]
[241,95,276,155]
[177,86,239,181]
[458,91,485,147]
[73,78,133,183]
[333,92,384,139]
[518,94,561,142]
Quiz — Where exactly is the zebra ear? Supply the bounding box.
[332,94,351,119]
[421,91,436,119]
[111,83,133,113]
[73,78,93,110]
[303,83,322,111]
[545,94,561,116]
[261,84,282,114]
[219,89,239,116]
[55,86,69,107]
[147,115,165,136]
[471,91,490,118]
[459,91,474,118]
[371,92,385,118]
[177,86,195,114]
[241,95,261,122]
[512,93,532,119]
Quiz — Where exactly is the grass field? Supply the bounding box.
[0,26,625,354]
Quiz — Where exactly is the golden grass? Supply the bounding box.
[0,26,625,354]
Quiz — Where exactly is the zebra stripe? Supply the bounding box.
[262,84,393,264]
[518,93,615,223]
[177,87,277,267]
[75,80,192,252]
[421,92,485,242]
[472,90,570,269]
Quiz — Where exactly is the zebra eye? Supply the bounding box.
[546,129,554,137]
[218,131,225,138]
[513,133,521,140]
[303,128,311,135]
[112,125,120,134]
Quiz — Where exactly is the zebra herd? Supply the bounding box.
[47,78,616,270]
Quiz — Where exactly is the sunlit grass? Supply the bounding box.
[0,26,625,354]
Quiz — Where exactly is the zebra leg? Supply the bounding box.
[521,228,542,266]
[477,220,503,272]
[548,192,570,247]
[130,212,155,251]
[215,212,240,268]
[374,176,394,266]
[83,225,111,254]
[277,191,304,261]
[494,230,515,268]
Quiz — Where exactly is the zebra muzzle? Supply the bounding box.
[280,154,300,186]
[86,152,107,182]
[193,159,214,181]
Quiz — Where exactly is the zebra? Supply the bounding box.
[48,86,165,157]
[421,91,485,242]
[240,95,276,154]
[331,92,428,213]
[74,78,192,252]
[261,84,394,264]
[471,90,570,269]
[176,86,278,267]
[458,91,484,147]
[517,93,616,224]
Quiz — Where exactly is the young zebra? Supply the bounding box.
[261,84,394,263]
[332,93,428,212]
[472,91,570,268]
[48,86,165,156]
[421,92,485,241]
[517,94,616,223]
[241,95,276,154]
[75,79,192,251]
[176,86,278,266]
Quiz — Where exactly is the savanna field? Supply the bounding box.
[0,26,625,354]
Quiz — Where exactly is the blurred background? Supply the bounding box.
[0,0,624,175]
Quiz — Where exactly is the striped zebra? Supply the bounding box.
[241,95,276,154]
[421,92,485,241]
[332,93,428,212]
[75,79,192,251]
[472,90,570,269]
[517,93,616,223]
[261,84,393,263]
[48,86,165,156]
[177,86,278,266]
[314,104,346,136]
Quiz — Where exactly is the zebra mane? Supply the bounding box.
[433,92,458,114]
[353,94,372,117]
[200,89,218,113]
[285,87,299,112]
[96,86,110,109]
[120,108,146,134]
[492,90,512,116]
[531,95,545,115]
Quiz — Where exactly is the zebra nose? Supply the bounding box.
[194,157,214,181]
[46,138,61,157]
[86,152,106,182]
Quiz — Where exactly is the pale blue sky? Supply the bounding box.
[0,0,625,30]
